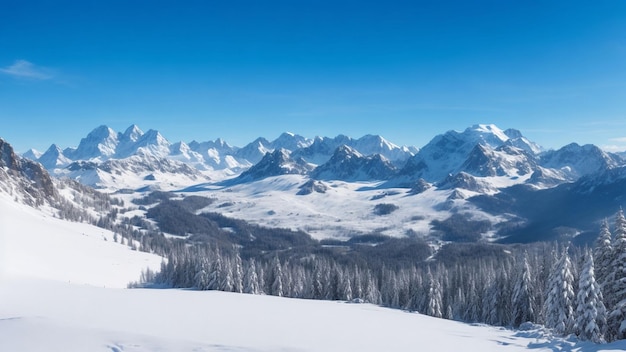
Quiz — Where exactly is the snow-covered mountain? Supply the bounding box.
[38,143,73,169]
[188,138,247,170]
[293,134,415,167]
[397,124,534,184]
[236,149,314,182]
[269,131,313,151]
[540,143,623,181]
[64,125,119,160]
[311,145,397,181]
[460,144,537,178]
[62,153,209,190]
[392,124,624,193]
[24,124,420,190]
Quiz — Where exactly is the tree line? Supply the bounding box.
[128,209,626,344]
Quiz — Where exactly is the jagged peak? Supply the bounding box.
[251,137,271,145]
[464,124,509,144]
[0,138,18,169]
[333,144,362,158]
[270,132,311,150]
[87,125,117,139]
[22,148,42,160]
[135,129,169,145]
[213,138,231,148]
[44,143,64,154]
[356,134,397,149]
[170,141,189,151]
[122,124,144,141]
[270,148,291,159]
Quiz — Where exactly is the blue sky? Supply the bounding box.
[1,0,626,153]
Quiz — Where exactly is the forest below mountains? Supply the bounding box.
[110,191,626,344]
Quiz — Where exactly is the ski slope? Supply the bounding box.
[2,193,626,351]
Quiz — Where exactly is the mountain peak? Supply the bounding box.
[38,144,71,169]
[67,125,119,160]
[311,145,396,181]
[334,144,362,158]
[122,124,144,142]
[22,148,42,160]
[236,148,312,182]
[270,132,311,151]
[464,124,509,146]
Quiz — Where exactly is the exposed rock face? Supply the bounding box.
[0,138,57,206]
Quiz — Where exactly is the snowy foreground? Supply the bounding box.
[2,195,626,351]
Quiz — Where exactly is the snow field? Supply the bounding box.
[0,192,161,287]
[1,278,567,352]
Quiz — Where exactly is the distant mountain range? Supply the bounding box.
[22,123,624,192]
[11,123,626,244]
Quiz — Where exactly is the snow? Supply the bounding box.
[3,189,626,351]
[182,174,504,240]
[0,278,561,352]
[0,192,161,287]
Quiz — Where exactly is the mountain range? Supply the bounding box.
[23,123,624,190]
[12,123,626,244]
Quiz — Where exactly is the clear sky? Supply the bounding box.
[1,0,626,153]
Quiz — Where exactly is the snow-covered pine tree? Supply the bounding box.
[363,270,381,305]
[575,250,606,343]
[543,246,575,336]
[608,209,626,340]
[426,268,443,318]
[243,258,260,294]
[219,257,234,292]
[464,275,481,323]
[594,219,613,297]
[352,265,364,300]
[207,248,222,290]
[194,257,211,290]
[512,254,536,328]
[233,248,243,293]
[269,256,283,297]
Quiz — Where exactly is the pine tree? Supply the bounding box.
[243,258,260,294]
[608,209,626,340]
[594,219,613,296]
[543,247,575,335]
[207,249,222,290]
[233,249,244,293]
[269,256,283,297]
[512,254,536,328]
[220,257,234,292]
[194,257,211,290]
[426,268,443,318]
[575,250,606,343]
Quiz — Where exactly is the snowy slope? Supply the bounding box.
[0,192,161,287]
[185,174,501,240]
[0,278,574,352]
